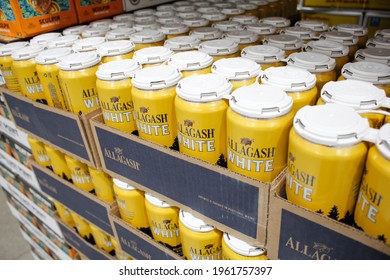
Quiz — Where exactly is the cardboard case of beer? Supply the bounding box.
[267,174,390,260]
[0,0,78,38]
[363,11,390,38]
[302,0,390,10]
[74,0,123,24]
[122,0,172,12]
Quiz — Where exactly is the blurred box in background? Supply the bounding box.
[74,0,123,24]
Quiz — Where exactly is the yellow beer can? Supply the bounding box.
[130,30,166,51]
[168,51,213,78]
[62,25,88,36]
[354,124,390,245]
[64,155,95,193]
[70,211,93,241]
[303,40,350,77]
[111,237,133,260]
[105,28,136,41]
[280,26,316,43]
[109,21,133,30]
[112,178,150,233]
[286,103,371,220]
[175,73,232,165]
[145,193,182,255]
[11,45,47,102]
[164,36,202,53]
[200,12,227,26]
[222,233,268,260]
[132,65,182,148]
[227,83,294,182]
[44,144,72,181]
[27,136,51,168]
[286,52,336,93]
[89,223,115,254]
[182,17,210,32]
[295,20,329,37]
[96,40,135,63]
[189,27,223,42]
[211,57,261,91]
[72,37,107,53]
[81,27,110,38]
[366,37,390,49]
[241,45,285,70]
[260,66,318,114]
[0,42,29,92]
[30,32,62,47]
[58,52,101,115]
[319,80,390,129]
[354,48,390,67]
[331,24,368,49]
[53,200,75,228]
[319,31,359,61]
[266,0,282,17]
[259,17,291,33]
[88,167,115,203]
[179,210,222,260]
[159,23,190,39]
[198,39,240,62]
[96,59,141,133]
[35,47,73,110]
[47,35,80,49]
[212,21,243,33]
[262,35,303,57]
[223,30,260,51]
[340,61,390,97]
[133,46,174,68]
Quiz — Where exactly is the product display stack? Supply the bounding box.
[0,0,389,261]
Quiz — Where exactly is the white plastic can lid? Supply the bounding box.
[201,12,227,22]
[366,37,390,49]
[303,40,349,58]
[244,23,277,35]
[261,66,317,92]
[159,23,190,35]
[182,17,210,28]
[132,65,182,90]
[176,73,232,102]
[164,36,201,51]
[58,51,101,71]
[248,0,268,6]
[35,47,73,65]
[113,13,135,22]
[341,61,390,85]
[0,42,29,56]
[280,26,316,40]
[154,10,176,18]
[176,11,201,19]
[293,103,371,147]
[320,80,387,110]
[331,24,368,36]
[62,25,88,36]
[229,83,293,118]
[89,19,114,28]
[72,37,107,52]
[113,178,136,191]
[133,22,161,32]
[198,39,239,56]
[130,30,166,43]
[236,3,259,10]
[96,59,141,81]
[354,48,390,66]
[223,30,259,44]
[212,20,243,32]
[156,16,182,25]
[134,8,156,16]
[189,27,223,41]
[47,35,80,48]
[221,8,245,16]
[197,7,220,14]
[241,45,285,63]
[82,27,110,38]
[11,45,46,61]
[212,57,261,79]
[145,193,172,208]
[30,32,62,46]
[179,210,215,232]
[175,5,196,13]
[105,28,136,41]
[223,233,266,257]
[133,46,174,65]
[96,40,135,57]
[156,4,176,12]
[230,15,258,25]
[263,35,303,50]
[319,31,358,46]
[259,17,291,27]
[377,124,390,160]
[375,29,390,39]
[295,20,328,32]
[286,52,336,73]
[168,51,213,70]
[134,14,156,23]
[109,21,133,30]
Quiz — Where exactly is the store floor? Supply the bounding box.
[0,189,33,260]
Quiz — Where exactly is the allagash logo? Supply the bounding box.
[104,146,140,171]
[285,237,336,260]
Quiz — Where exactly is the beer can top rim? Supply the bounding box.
[211,57,261,79]
[197,7,220,14]
[320,80,386,110]
[221,8,245,15]
[243,23,277,35]
[293,103,370,147]
[200,12,227,22]
[159,23,190,35]
[181,17,210,27]
[164,35,201,51]
[366,37,390,49]
[113,178,136,190]
[375,29,390,39]
[230,15,259,25]
[230,83,293,118]
[223,233,266,257]
[96,40,135,57]
[354,48,390,66]
[130,30,166,43]
[82,27,110,38]
[341,61,390,85]
[168,51,213,70]
[280,26,317,40]
[377,124,390,160]
[35,47,74,65]
[223,30,259,44]
[189,27,223,40]
[304,40,349,58]
[62,25,89,36]
[319,31,359,46]
[179,210,215,232]
[11,44,46,61]
[198,39,239,55]
[156,16,183,25]
[259,17,291,27]
[109,21,133,30]
[89,19,114,28]
[133,46,174,64]
[133,15,156,23]
[260,66,317,91]
[58,51,101,70]
[96,59,141,81]
[331,24,368,36]
[47,35,80,49]
[113,13,135,23]
[105,28,137,41]
[134,8,156,17]
[286,52,336,73]
[263,35,303,50]
[30,32,62,46]
[175,5,196,13]
[295,20,328,32]
[154,10,176,17]
[241,45,285,62]
[132,65,182,90]
[72,37,107,52]
[145,193,172,208]
[0,42,29,56]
